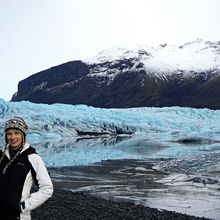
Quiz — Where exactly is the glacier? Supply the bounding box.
[1,98,220,219]
[0,98,220,168]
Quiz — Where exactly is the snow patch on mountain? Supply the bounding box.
[86,44,152,64]
[85,39,220,80]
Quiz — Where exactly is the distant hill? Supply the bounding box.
[12,39,220,109]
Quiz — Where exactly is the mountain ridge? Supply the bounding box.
[12,39,220,109]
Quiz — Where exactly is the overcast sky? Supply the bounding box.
[1,0,220,101]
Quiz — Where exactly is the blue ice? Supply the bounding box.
[0,98,220,167]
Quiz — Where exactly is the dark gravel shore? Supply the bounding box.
[32,189,212,220]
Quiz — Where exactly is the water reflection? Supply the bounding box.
[0,133,219,167]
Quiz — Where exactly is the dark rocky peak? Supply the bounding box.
[15,61,89,97]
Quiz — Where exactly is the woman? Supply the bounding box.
[0,116,53,220]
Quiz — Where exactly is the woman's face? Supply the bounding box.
[6,130,23,150]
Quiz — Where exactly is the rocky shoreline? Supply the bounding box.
[32,189,212,220]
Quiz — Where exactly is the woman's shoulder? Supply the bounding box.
[27,150,45,166]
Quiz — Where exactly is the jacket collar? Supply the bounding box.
[5,142,30,158]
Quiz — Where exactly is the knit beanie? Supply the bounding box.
[4,116,28,143]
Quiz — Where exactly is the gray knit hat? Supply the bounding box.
[4,117,28,141]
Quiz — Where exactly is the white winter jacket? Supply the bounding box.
[0,142,53,220]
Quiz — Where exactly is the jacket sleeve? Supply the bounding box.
[23,154,53,212]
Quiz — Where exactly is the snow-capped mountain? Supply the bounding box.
[85,38,220,80]
[12,39,220,109]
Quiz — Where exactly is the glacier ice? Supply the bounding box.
[1,98,220,219]
[0,98,220,168]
